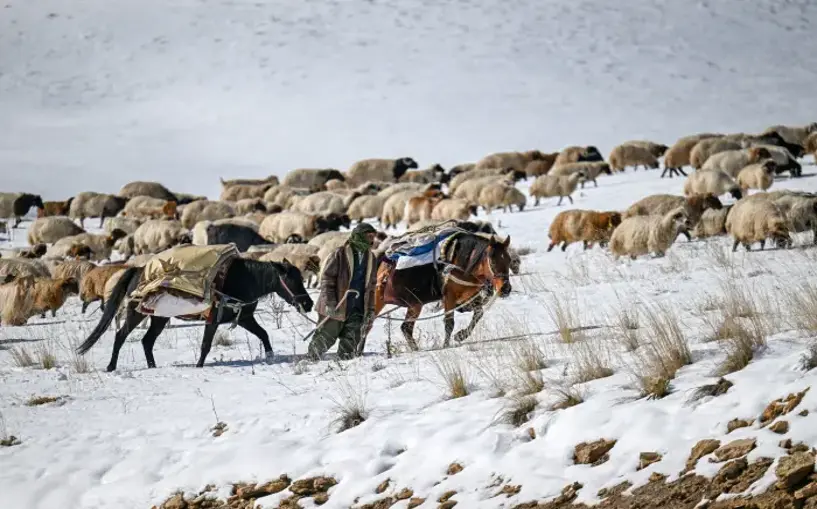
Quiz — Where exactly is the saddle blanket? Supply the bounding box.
[384,229,458,270]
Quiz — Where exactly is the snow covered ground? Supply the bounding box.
[3,0,817,508]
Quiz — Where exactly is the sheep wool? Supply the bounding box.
[683,170,742,200]
[725,198,791,251]
[550,162,612,187]
[609,207,689,259]
[431,198,477,222]
[608,144,660,172]
[737,161,776,193]
[478,183,526,213]
[529,173,584,206]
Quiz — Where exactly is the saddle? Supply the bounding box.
[130,244,239,318]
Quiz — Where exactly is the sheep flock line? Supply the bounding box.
[0,122,816,329]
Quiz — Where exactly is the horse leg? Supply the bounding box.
[107,307,145,372]
[453,304,485,344]
[400,304,422,351]
[442,292,459,348]
[238,314,273,363]
[140,316,169,369]
[196,322,220,368]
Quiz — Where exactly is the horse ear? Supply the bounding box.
[503,236,511,247]
[281,257,292,267]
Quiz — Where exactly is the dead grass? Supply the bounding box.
[570,341,615,383]
[610,306,640,352]
[328,377,369,433]
[512,339,547,372]
[800,343,817,372]
[549,385,586,410]
[498,394,538,427]
[631,302,691,399]
[25,395,61,406]
[714,315,767,376]
[785,282,817,333]
[8,345,35,368]
[35,341,57,369]
[431,352,471,399]
[546,294,583,344]
[719,281,759,319]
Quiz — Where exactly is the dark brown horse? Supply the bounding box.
[374,232,513,350]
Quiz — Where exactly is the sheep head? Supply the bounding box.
[607,212,623,229]
[770,220,792,249]
[729,187,743,200]
[393,157,419,181]
[285,234,305,244]
[762,160,778,175]
[60,278,80,295]
[749,146,772,162]
[579,146,603,162]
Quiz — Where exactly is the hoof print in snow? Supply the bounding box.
[597,481,632,499]
[776,451,815,490]
[376,479,390,494]
[437,490,457,503]
[769,420,790,434]
[573,438,616,465]
[407,497,425,508]
[638,451,663,470]
[712,438,756,462]
[0,435,21,447]
[211,421,228,437]
[446,462,464,476]
[726,418,754,433]
[685,439,721,472]
[760,387,810,426]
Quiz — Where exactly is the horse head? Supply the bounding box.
[486,235,512,297]
[276,258,314,313]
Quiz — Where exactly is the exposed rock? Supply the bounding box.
[800,409,810,417]
[712,438,756,462]
[438,490,457,503]
[776,452,815,490]
[726,418,753,433]
[638,452,663,470]
[574,439,617,465]
[649,472,667,483]
[376,479,390,494]
[438,502,457,509]
[597,481,632,499]
[396,488,413,500]
[780,439,793,450]
[357,497,394,509]
[527,427,536,440]
[791,443,812,454]
[161,493,187,509]
[708,458,773,497]
[686,439,721,471]
[313,492,329,505]
[692,378,733,401]
[555,482,582,504]
[495,485,522,498]
[211,422,228,437]
[760,387,810,426]
[407,497,425,508]
[447,462,464,476]
[769,420,790,434]
[235,475,291,500]
[289,476,337,496]
[795,481,817,500]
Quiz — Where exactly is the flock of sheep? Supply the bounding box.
[0,121,815,329]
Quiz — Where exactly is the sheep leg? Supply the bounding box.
[580,181,585,190]
[561,242,568,252]
[50,309,56,318]
[660,167,669,178]
[534,197,540,207]
[237,314,273,360]
[567,196,574,205]
[106,308,146,372]
[401,304,421,351]
[140,316,169,369]
[759,239,766,250]
[677,168,688,177]
[583,241,589,250]
[547,242,556,252]
[744,243,752,252]
[195,322,220,368]
[732,239,740,252]
[593,179,598,188]
[681,230,691,242]
[99,215,105,228]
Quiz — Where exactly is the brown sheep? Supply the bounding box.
[118,181,177,201]
[624,193,722,240]
[32,277,80,318]
[220,175,279,189]
[404,191,445,226]
[661,133,722,178]
[0,276,36,325]
[547,210,622,252]
[475,150,549,173]
[80,264,129,313]
[553,146,604,166]
[524,154,560,177]
[37,198,74,218]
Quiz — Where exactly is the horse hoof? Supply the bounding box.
[106,366,115,373]
[264,351,274,364]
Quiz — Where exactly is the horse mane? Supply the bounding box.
[448,233,491,272]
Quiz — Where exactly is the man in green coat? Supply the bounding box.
[308,222,378,360]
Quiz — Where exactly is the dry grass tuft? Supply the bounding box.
[715,316,766,376]
[611,306,640,351]
[549,385,586,410]
[25,395,61,406]
[785,282,817,333]
[498,394,538,427]
[632,303,691,399]
[800,343,817,372]
[515,370,545,396]
[571,341,615,383]
[719,281,759,319]
[35,341,57,369]
[431,352,471,399]
[512,340,547,372]
[328,377,369,433]
[546,294,583,344]
[8,346,35,368]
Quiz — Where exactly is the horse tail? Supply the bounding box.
[76,267,141,355]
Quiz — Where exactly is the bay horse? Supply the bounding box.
[373,231,513,350]
[76,259,313,371]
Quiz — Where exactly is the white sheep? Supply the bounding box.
[550,162,612,187]
[742,191,817,244]
[609,207,690,259]
[219,184,273,202]
[259,249,321,287]
[258,211,327,243]
[232,198,268,215]
[431,198,477,222]
[620,140,669,158]
[290,191,349,216]
[742,144,802,176]
[399,164,446,184]
[180,200,235,229]
[701,147,772,178]
[478,183,526,213]
[475,150,550,172]
[689,138,743,168]
[263,185,311,209]
[346,157,419,185]
[376,182,428,200]
[380,190,426,229]
[608,144,660,172]
[737,161,777,193]
[68,192,129,228]
[725,198,791,251]
[219,175,279,189]
[692,206,733,239]
[282,169,345,190]
[121,196,177,221]
[307,231,351,249]
[762,123,817,147]
[528,172,585,206]
[683,170,743,200]
[118,181,177,201]
[0,259,51,280]
[49,231,127,261]
[452,175,512,203]
[347,195,387,222]
[27,216,86,245]
[103,216,143,235]
[132,220,192,255]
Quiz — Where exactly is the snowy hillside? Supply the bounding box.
[4,0,817,508]
[2,0,817,197]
